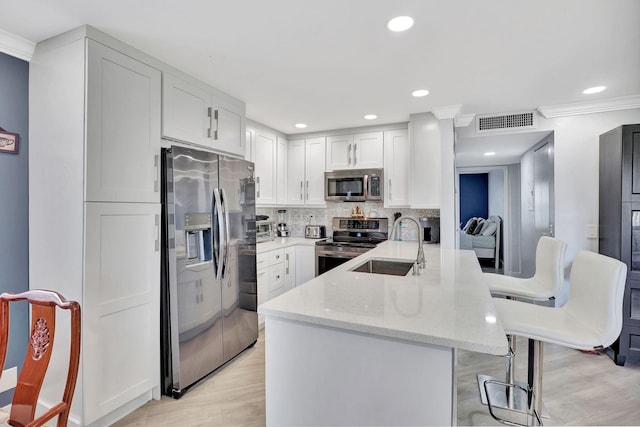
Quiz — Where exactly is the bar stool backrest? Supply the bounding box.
[565,251,627,348]
[532,236,567,297]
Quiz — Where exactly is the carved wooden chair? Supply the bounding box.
[0,290,81,427]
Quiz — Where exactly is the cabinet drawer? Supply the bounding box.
[257,252,269,270]
[269,249,285,265]
[268,264,285,298]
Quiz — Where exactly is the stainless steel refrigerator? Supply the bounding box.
[160,145,258,398]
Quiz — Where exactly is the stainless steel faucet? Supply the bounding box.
[389,216,426,275]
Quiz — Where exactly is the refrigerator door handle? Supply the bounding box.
[220,188,231,278]
[213,188,225,281]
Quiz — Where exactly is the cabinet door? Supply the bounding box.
[162,73,211,147]
[384,129,410,207]
[255,130,277,205]
[353,132,384,169]
[276,136,288,204]
[210,100,245,156]
[305,137,327,206]
[284,247,296,291]
[295,245,315,286]
[286,140,306,205]
[84,202,160,424]
[326,134,353,170]
[86,40,161,203]
[257,268,268,327]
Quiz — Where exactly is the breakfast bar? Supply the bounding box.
[259,241,509,426]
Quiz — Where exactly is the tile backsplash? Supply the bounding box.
[258,202,439,241]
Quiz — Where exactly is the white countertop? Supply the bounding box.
[257,237,320,252]
[258,240,509,355]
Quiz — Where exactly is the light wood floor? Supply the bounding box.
[114,331,640,426]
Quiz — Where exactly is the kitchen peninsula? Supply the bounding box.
[259,241,509,426]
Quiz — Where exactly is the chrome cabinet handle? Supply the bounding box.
[300,181,303,200]
[389,179,392,201]
[154,214,160,252]
[353,143,357,165]
[347,143,352,166]
[306,180,309,201]
[154,155,159,193]
[256,176,261,198]
[285,253,290,274]
[213,109,220,140]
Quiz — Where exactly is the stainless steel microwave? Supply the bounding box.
[325,169,383,202]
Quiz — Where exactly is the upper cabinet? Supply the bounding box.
[286,137,326,206]
[86,40,161,203]
[383,129,410,207]
[255,128,278,205]
[162,73,245,156]
[326,131,383,170]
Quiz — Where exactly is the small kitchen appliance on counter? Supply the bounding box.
[315,217,388,275]
[256,220,275,242]
[276,209,290,237]
[305,225,326,239]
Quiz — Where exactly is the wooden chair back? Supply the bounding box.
[0,290,81,427]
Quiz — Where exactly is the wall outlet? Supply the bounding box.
[586,224,598,239]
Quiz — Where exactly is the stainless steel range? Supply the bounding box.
[315,217,389,276]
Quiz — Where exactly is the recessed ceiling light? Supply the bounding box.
[364,114,378,120]
[484,152,496,156]
[412,89,429,97]
[387,16,414,32]
[583,86,606,95]
[294,123,307,129]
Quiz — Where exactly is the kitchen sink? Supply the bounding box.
[350,258,415,276]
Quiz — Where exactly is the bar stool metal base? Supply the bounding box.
[477,374,549,419]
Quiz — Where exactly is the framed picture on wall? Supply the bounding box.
[0,130,19,154]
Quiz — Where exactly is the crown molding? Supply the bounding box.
[455,113,475,127]
[0,29,35,61]
[538,95,640,118]
[432,104,462,120]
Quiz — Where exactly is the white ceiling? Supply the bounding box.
[1,0,639,143]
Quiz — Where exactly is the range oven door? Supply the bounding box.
[315,247,369,276]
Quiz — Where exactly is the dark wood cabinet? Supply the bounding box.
[599,124,640,365]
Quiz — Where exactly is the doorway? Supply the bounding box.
[455,129,554,277]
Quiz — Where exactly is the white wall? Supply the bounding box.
[545,109,640,261]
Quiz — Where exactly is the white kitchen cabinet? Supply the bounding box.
[162,73,245,156]
[29,26,162,426]
[286,137,326,206]
[276,136,288,205]
[84,202,160,423]
[295,245,315,286]
[325,131,383,170]
[255,129,278,205]
[257,247,288,327]
[384,129,410,207]
[86,40,161,203]
[410,113,441,208]
[284,247,296,291]
[326,134,353,170]
[306,137,327,205]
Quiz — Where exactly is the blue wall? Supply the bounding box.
[0,51,29,404]
[460,173,488,225]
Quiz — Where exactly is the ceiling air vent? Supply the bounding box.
[476,111,537,134]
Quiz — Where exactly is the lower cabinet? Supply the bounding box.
[83,202,161,424]
[257,244,316,327]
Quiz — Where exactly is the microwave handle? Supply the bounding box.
[363,174,369,199]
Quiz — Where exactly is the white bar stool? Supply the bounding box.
[486,250,627,426]
[479,236,567,414]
